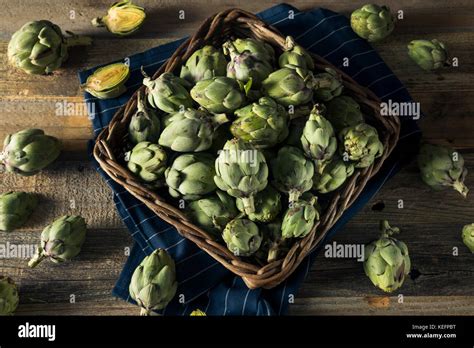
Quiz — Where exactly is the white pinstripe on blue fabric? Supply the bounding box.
[241,289,251,316]
[223,278,237,316]
[368,73,395,88]
[307,25,350,49]
[323,38,361,58]
[295,13,341,40]
[352,61,385,78]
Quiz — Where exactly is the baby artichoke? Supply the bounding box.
[261,67,316,107]
[236,185,281,223]
[271,146,314,203]
[0,276,19,316]
[313,68,344,102]
[165,153,217,201]
[364,220,411,293]
[144,71,193,114]
[462,224,474,253]
[313,157,355,194]
[127,142,168,183]
[92,0,146,36]
[8,20,92,75]
[301,104,337,173]
[222,218,262,256]
[190,76,245,113]
[0,192,38,232]
[129,249,177,315]
[83,62,130,99]
[28,215,87,268]
[180,45,227,84]
[128,91,161,144]
[187,191,238,237]
[224,40,273,88]
[281,196,319,239]
[350,4,395,42]
[339,123,383,168]
[231,97,289,148]
[231,38,275,64]
[190,309,206,316]
[417,143,469,198]
[1,128,61,176]
[326,96,364,132]
[408,39,449,71]
[278,36,314,71]
[214,139,268,215]
[159,108,228,152]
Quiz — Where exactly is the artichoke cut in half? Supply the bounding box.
[83,62,130,99]
[92,0,146,36]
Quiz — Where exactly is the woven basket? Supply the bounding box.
[93,8,400,289]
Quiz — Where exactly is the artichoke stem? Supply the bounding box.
[379,220,400,237]
[28,253,46,268]
[267,245,279,263]
[241,197,255,215]
[453,180,469,198]
[65,35,93,48]
[289,190,301,203]
[140,308,151,316]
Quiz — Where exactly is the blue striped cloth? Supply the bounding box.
[79,3,420,316]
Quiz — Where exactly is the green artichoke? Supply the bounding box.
[190,76,245,113]
[180,45,227,84]
[271,146,314,203]
[127,142,168,183]
[236,185,281,223]
[408,39,449,71]
[186,191,238,237]
[364,220,411,293]
[128,91,161,144]
[28,215,87,268]
[278,36,314,71]
[462,224,474,253]
[301,104,337,173]
[92,0,146,36]
[222,218,262,256]
[7,20,92,75]
[313,68,344,102]
[223,41,273,88]
[313,157,355,193]
[231,97,289,148]
[325,96,364,132]
[339,123,383,168]
[214,139,268,215]
[0,276,19,316]
[350,4,395,42]
[0,192,38,232]
[165,153,217,201]
[83,62,130,99]
[261,67,316,107]
[281,196,319,239]
[143,71,193,114]
[417,143,469,198]
[129,249,177,315]
[159,108,228,152]
[1,128,61,176]
[231,38,275,64]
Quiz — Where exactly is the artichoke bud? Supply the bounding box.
[92,0,146,36]
[339,123,383,168]
[214,139,268,215]
[417,143,469,198]
[129,249,177,315]
[143,71,193,114]
[28,215,87,268]
[408,39,450,71]
[0,192,38,232]
[83,62,130,99]
[126,142,168,184]
[190,309,206,316]
[231,38,275,64]
[364,220,411,293]
[222,218,262,256]
[313,157,355,193]
[350,4,395,42]
[128,90,161,144]
[1,128,61,176]
[180,45,227,84]
[278,36,314,71]
[236,185,281,223]
[0,276,19,316]
[462,224,474,253]
[313,68,344,102]
[326,96,364,132]
[271,146,314,203]
[165,153,217,201]
[281,196,319,239]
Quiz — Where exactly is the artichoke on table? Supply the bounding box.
[350,4,395,42]
[408,39,450,71]
[222,218,262,257]
[462,224,474,253]
[83,62,130,99]
[180,45,227,84]
[0,276,19,316]
[92,0,146,36]
[0,192,38,232]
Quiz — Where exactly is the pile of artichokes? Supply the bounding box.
[122,35,385,263]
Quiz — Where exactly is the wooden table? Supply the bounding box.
[0,0,473,315]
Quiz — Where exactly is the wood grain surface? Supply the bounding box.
[0,0,473,315]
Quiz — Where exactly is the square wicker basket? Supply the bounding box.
[93,8,400,289]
